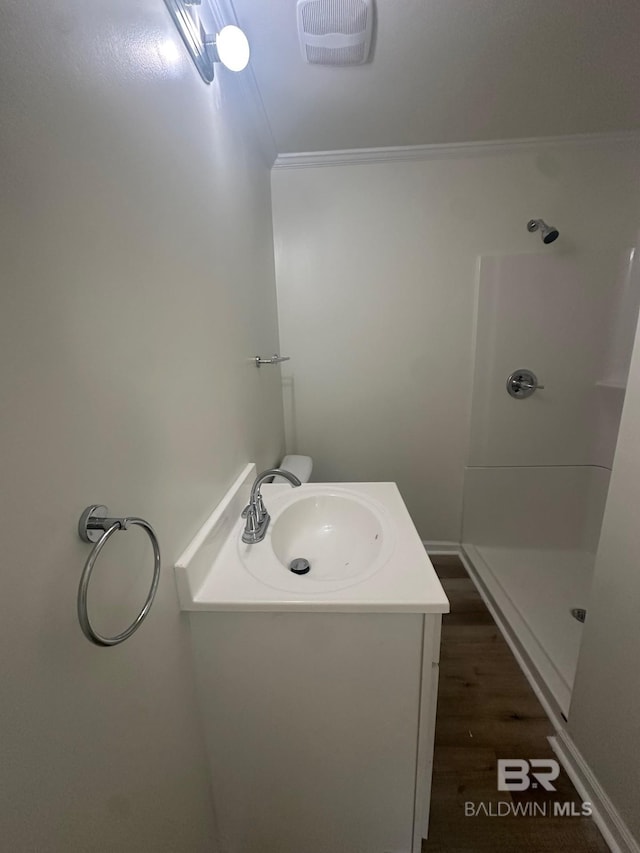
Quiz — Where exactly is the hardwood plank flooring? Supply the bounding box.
[422,556,608,853]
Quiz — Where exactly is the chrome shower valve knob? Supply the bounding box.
[506,369,545,399]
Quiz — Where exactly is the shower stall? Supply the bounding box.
[461,246,640,719]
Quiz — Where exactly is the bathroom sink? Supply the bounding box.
[175,464,450,613]
[238,486,395,593]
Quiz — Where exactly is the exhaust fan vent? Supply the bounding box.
[296,0,373,66]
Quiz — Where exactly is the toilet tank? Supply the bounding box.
[273,454,313,484]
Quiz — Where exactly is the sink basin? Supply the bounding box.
[272,494,385,580]
[238,486,395,593]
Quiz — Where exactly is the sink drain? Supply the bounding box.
[289,558,311,575]
[571,608,587,623]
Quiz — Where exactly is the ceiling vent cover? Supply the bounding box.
[296,0,373,66]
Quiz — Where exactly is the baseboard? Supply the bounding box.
[550,731,640,853]
[422,540,460,554]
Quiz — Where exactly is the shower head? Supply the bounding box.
[527,218,559,244]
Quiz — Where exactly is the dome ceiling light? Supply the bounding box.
[164,0,250,83]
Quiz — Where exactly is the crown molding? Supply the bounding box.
[273,131,640,170]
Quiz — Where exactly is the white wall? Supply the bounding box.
[0,2,283,850]
[569,297,640,842]
[272,143,640,539]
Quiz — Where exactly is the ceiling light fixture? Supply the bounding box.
[164,0,250,84]
[206,26,250,73]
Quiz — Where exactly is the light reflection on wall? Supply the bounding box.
[157,37,182,69]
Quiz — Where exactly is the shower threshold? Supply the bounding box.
[460,544,595,721]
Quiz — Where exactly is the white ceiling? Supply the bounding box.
[231,0,640,155]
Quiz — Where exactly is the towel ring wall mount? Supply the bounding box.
[77,505,161,647]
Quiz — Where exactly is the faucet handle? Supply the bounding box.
[254,494,267,521]
[241,504,259,533]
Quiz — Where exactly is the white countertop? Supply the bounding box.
[175,467,449,614]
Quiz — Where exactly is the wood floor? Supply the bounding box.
[422,555,609,853]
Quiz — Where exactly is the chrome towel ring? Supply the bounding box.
[77,505,161,647]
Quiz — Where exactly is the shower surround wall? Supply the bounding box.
[462,249,640,716]
[0,2,283,850]
[467,252,636,470]
[272,141,640,541]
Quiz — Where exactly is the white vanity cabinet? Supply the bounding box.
[188,610,442,853]
[175,469,449,853]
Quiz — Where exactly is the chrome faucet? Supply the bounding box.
[241,468,302,544]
